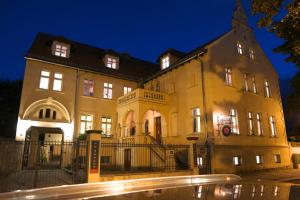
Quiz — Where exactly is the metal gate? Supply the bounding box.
[0,140,87,193]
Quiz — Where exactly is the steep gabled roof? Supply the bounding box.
[144,31,231,82]
[26,33,160,82]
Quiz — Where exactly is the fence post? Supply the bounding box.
[33,141,40,188]
[86,133,101,183]
[188,142,198,175]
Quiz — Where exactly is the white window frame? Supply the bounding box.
[53,72,63,91]
[161,56,170,70]
[233,156,242,166]
[243,73,249,92]
[265,80,271,98]
[54,44,68,58]
[269,115,277,137]
[123,86,132,95]
[237,42,243,55]
[106,57,118,69]
[256,155,263,165]
[248,112,254,135]
[101,116,112,135]
[274,154,281,163]
[230,108,239,134]
[39,70,50,90]
[256,113,263,136]
[103,82,113,99]
[192,108,201,133]
[225,68,232,86]
[249,48,255,60]
[80,114,93,134]
[83,79,94,96]
[252,76,257,94]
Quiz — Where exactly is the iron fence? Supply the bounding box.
[100,143,190,174]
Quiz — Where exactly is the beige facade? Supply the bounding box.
[16,1,291,173]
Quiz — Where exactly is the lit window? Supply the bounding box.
[233,156,241,166]
[230,108,239,134]
[192,108,201,133]
[243,73,249,92]
[80,114,93,134]
[237,42,243,55]
[54,44,68,58]
[256,113,263,136]
[106,57,117,69]
[161,56,170,69]
[265,80,271,98]
[39,70,50,89]
[248,112,254,135]
[274,154,281,163]
[249,48,255,60]
[83,79,94,96]
[251,185,256,198]
[233,185,242,199]
[101,116,112,135]
[274,186,280,196]
[103,82,113,99]
[269,115,277,137]
[260,185,264,196]
[197,157,203,167]
[252,76,257,94]
[123,86,132,95]
[53,73,63,91]
[256,155,263,164]
[225,68,232,85]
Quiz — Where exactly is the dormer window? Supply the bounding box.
[105,56,118,69]
[161,56,170,70]
[52,41,70,58]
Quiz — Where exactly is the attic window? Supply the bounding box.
[161,56,170,70]
[54,44,68,57]
[106,56,118,69]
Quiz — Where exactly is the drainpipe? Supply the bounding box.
[73,69,80,140]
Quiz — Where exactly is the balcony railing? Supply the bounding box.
[118,89,169,105]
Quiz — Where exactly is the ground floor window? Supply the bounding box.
[80,114,93,134]
[233,156,241,166]
[101,116,112,135]
[197,156,203,167]
[256,155,263,165]
[274,154,281,163]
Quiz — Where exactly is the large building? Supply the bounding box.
[16,1,291,173]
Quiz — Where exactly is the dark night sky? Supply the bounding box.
[0,0,298,80]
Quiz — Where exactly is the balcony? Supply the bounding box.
[118,89,169,105]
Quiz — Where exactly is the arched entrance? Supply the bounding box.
[143,110,167,143]
[124,111,137,137]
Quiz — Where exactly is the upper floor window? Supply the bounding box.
[230,108,239,134]
[101,116,112,135]
[274,154,281,163]
[243,73,249,92]
[248,112,254,135]
[106,56,118,69]
[39,70,50,90]
[249,48,255,60]
[192,108,201,133]
[161,56,170,70]
[233,156,242,166]
[38,108,57,120]
[237,42,243,55]
[53,73,63,91]
[103,82,112,99]
[54,44,68,58]
[83,79,94,96]
[269,115,277,137]
[124,86,132,95]
[80,114,93,134]
[265,80,271,98]
[252,76,257,94]
[225,68,232,86]
[256,155,263,164]
[256,113,263,136]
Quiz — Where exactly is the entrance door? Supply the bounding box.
[124,149,131,171]
[155,116,162,144]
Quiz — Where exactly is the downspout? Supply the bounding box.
[73,69,80,140]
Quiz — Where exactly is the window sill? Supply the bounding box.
[81,95,97,99]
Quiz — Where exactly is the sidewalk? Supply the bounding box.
[240,168,300,183]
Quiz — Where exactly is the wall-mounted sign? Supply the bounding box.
[90,140,100,173]
[222,125,231,137]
